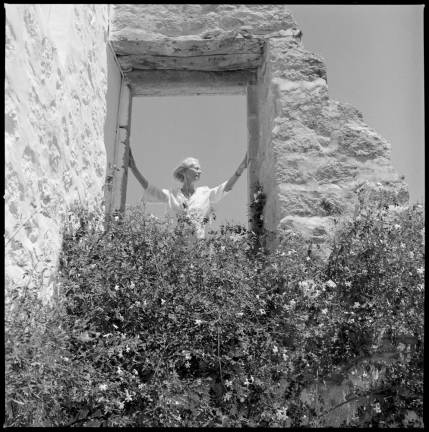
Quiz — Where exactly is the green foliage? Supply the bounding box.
[5,191,424,427]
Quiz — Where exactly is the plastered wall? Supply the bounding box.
[5,4,118,299]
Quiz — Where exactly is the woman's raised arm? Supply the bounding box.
[224,151,249,192]
[128,148,168,202]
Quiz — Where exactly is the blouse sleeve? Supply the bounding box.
[144,184,169,203]
[209,181,230,204]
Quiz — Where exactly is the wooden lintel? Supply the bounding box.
[117,52,262,72]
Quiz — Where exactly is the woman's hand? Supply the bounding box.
[224,151,249,192]
[237,151,249,175]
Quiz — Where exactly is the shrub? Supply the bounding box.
[4,191,424,427]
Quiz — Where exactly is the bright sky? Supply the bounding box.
[126,5,424,228]
[126,95,247,229]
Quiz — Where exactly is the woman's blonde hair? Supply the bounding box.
[173,157,200,182]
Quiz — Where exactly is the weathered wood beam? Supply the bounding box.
[110,37,264,57]
[109,81,132,217]
[127,69,257,96]
[247,84,260,230]
[117,53,263,71]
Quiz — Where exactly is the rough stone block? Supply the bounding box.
[337,120,391,161]
[278,184,351,217]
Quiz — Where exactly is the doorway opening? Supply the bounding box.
[126,95,248,230]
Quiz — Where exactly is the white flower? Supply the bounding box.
[125,389,133,402]
[276,407,289,421]
[272,345,278,354]
[114,284,119,291]
[289,299,296,307]
[394,224,401,229]
[236,312,244,318]
[282,353,288,361]
[99,383,108,391]
[185,361,191,369]
[376,182,383,187]
[374,402,381,414]
[161,298,166,305]
[417,267,424,275]
[117,366,123,375]
[225,379,233,388]
[400,243,406,249]
[244,376,254,386]
[223,392,232,401]
[183,351,191,360]
[409,251,414,259]
[112,324,118,330]
[326,280,337,289]
[299,279,321,299]
[117,401,124,410]
[195,319,203,325]
[130,281,135,289]
[299,280,312,290]
[125,345,130,352]
[306,256,310,261]
[345,281,352,287]
[321,308,328,314]
[259,309,266,315]
[132,369,139,376]
[353,302,360,308]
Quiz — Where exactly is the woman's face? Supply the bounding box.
[184,161,202,182]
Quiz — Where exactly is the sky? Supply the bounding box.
[126,5,424,228]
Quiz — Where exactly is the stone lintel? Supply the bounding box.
[127,69,257,96]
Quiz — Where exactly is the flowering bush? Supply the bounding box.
[5,192,424,427]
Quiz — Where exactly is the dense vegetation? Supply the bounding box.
[5,189,424,427]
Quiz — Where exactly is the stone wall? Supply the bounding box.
[5,4,408,299]
[5,4,113,299]
[267,35,408,244]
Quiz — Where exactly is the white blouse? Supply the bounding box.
[144,181,230,238]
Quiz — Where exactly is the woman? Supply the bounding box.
[128,148,249,239]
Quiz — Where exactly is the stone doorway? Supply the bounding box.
[105,39,270,232]
[105,4,408,247]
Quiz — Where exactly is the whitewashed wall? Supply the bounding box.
[4,4,120,299]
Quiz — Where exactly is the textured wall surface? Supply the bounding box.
[109,4,408,247]
[265,36,409,244]
[5,4,110,299]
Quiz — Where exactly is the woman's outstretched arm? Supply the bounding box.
[128,148,168,202]
[224,151,249,192]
